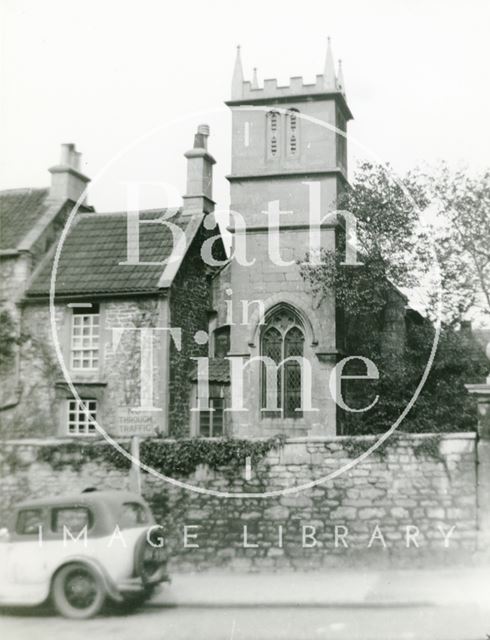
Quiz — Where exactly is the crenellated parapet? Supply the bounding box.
[230,38,347,106]
[239,73,344,100]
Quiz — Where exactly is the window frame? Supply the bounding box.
[260,308,305,419]
[213,326,231,358]
[51,506,94,534]
[70,304,100,372]
[266,110,281,160]
[67,398,98,436]
[199,396,225,438]
[119,502,151,529]
[15,508,45,536]
[335,105,347,171]
[286,108,300,157]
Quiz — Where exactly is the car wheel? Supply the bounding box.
[52,563,106,619]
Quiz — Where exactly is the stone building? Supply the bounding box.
[0,127,225,439]
[0,144,92,413]
[0,42,409,440]
[221,40,351,438]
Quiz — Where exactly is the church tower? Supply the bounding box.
[225,40,353,437]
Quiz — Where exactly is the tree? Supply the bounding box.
[421,164,490,324]
[301,161,430,320]
[300,161,488,435]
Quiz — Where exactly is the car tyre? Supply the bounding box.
[52,563,106,619]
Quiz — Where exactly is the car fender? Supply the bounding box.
[50,556,123,602]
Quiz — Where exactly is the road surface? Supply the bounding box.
[0,603,489,640]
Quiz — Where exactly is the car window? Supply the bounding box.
[16,509,44,535]
[120,502,150,528]
[52,507,92,534]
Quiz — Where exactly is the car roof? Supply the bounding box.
[16,490,146,510]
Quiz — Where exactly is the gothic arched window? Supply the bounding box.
[286,108,300,156]
[266,110,280,159]
[261,307,305,418]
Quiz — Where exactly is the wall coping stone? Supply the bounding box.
[286,433,477,443]
[1,432,477,448]
[2,437,132,446]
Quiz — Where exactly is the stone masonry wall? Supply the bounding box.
[0,297,165,438]
[0,304,65,437]
[0,432,481,571]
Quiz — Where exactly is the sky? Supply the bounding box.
[0,0,489,213]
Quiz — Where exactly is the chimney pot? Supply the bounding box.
[194,124,210,150]
[72,150,82,171]
[60,143,75,166]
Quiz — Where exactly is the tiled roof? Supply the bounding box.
[26,208,190,297]
[0,188,49,251]
[190,358,230,383]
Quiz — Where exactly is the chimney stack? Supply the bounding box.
[48,143,90,204]
[182,124,215,215]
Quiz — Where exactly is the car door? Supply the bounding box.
[9,508,49,583]
[0,508,50,604]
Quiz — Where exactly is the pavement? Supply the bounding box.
[151,567,490,609]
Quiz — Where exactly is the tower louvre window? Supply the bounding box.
[266,110,280,158]
[287,108,300,157]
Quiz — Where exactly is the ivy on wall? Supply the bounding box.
[35,441,132,472]
[340,433,446,463]
[139,435,287,477]
[7,434,450,480]
[339,433,403,460]
[413,435,445,464]
[19,435,287,478]
[0,308,17,361]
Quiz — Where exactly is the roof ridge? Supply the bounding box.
[74,206,183,219]
[0,186,49,196]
